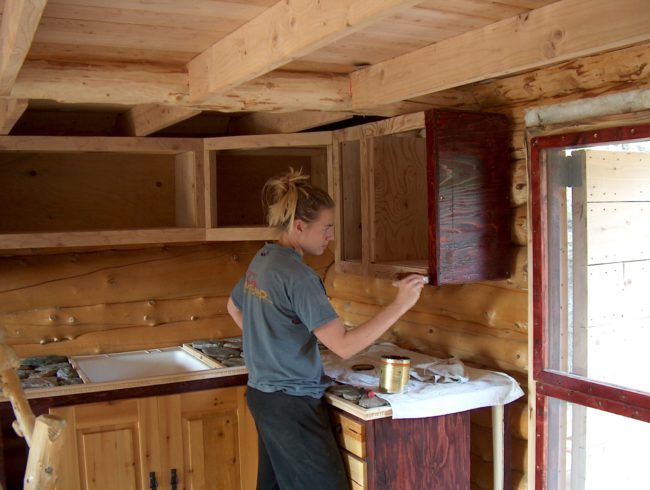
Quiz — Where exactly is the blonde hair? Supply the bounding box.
[262,168,334,230]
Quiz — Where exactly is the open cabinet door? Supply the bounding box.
[530,123,650,489]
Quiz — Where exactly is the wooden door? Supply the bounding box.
[52,398,156,490]
[530,123,650,489]
[179,386,258,490]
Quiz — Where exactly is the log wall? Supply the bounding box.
[0,242,332,358]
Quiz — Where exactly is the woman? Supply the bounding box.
[227,169,425,490]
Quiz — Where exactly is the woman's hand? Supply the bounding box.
[391,274,427,312]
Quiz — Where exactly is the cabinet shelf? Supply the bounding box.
[205,226,280,242]
[0,227,206,251]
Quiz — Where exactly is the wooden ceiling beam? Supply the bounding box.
[9,61,350,112]
[0,0,48,95]
[229,110,353,135]
[350,0,650,109]
[187,0,422,102]
[0,98,28,134]
[119,104,202,136]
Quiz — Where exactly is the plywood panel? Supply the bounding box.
[339,141,362,260]
[215,151,315,227]
[371,133,428,262]
[0,152,176,232]
[586,150,650,202]
[587,202,650,263]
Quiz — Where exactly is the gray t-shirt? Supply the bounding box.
[230,243,338,398]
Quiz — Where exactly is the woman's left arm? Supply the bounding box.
[227,296,243,330]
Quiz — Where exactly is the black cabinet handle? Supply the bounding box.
[149,471,158,490]
[170,468,178,490]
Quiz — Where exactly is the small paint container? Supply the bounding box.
[379,355,411,394]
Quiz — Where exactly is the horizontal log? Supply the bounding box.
[326,270,528,331]
[512,205,528,246]
[0,244,256,312]
[0,135,201,153]
[10,61,351,112]
[4,296,231,345]
[13,319,242,358]
[485,245,528,292]
[511,159,528,207]
[470,41,650,110]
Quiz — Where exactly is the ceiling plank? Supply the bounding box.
[119,105,202,136]
[350,0,650,109]
[187,0,422,102]
[10,61,350,112]
[0,98,28,134]
[229,110,353,135]
[0,0,48,95]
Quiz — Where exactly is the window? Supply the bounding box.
[531,123,650,489]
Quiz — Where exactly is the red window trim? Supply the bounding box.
[530,122,650,489]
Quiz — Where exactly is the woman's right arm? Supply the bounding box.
[314,274,425,359]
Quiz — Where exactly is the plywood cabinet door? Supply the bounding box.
[51,398,155,490]
[179,386,258,490]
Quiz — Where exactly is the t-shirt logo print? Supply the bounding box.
[244,271,273,304]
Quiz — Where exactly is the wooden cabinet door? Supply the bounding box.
[52,398,156,490]
[426,109,512,284]
[179,386,258,490]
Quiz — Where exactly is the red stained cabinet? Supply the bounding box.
[334,109,512,285]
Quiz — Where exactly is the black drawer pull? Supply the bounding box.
[149,471,158,490]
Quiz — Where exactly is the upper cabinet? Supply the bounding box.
[0,137,206,251]
[202,132,332,242]
[0,133,333,251]
[333,110,512,285]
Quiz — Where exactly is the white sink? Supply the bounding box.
[70,346,213,383]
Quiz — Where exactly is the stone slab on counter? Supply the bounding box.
[15,355,83,389]
[191,336,245,367]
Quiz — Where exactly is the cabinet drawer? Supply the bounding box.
[341,450,367,489]
[330,411,366,458]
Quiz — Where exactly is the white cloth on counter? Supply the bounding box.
[411,358,468,384]
[322,342,524,419]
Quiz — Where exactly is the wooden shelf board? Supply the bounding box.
[206,226,281,242]
[0,227,206,250]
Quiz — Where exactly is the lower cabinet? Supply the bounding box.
[329,408,471,490]
[51,385,258,490]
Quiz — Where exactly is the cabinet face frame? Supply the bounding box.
[332,113,427,278]
[203,132,333,242]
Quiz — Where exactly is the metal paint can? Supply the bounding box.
[379,355,411,394]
